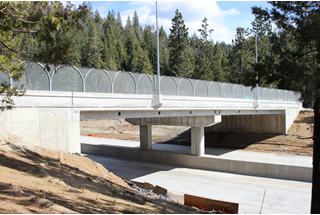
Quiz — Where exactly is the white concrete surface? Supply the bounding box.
[191,127,205,156]
[126,115,222,127]
[12,90,301,112]
[81,136,312,181]
[81,136,312,168]
[83,154,312,214]
[140,125,152,150]
[2,90,302,155]
[0,108,80,153]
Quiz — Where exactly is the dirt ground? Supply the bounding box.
[0,110,312,214]
[80,110,314,156]
[0,126,216,214]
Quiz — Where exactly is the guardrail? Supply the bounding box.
[0,62,300,101]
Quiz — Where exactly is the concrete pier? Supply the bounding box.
[140,125,152,150]
[191,127,205,156]
[127,116,221,155]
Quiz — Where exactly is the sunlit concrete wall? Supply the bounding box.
[207,108,301,134]
[0,108,80,153]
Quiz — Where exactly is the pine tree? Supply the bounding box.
[195,55,213,81]
[84,12,105,68]
[197,17,214,42]
[132,11,141,41]
[101,11,119,70]
[124,16,136,71]
[104,28,118,70]
[143,25,157,73]
[132,46,153,74]
[194,17,215,81]
[212,43,225,82]
[168,9,194,78]
[0,1,87,109]
[159,26,170,76]
[229,27,254,84]
[248,3,320,212]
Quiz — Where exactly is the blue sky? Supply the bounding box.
[72,1,272,44]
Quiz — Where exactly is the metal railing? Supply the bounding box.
[0,62,300,102]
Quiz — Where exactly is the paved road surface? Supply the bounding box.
[83,153,312,214]
[81,136,312,167]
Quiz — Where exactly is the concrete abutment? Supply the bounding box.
[0,108,80,153]
[206,108,301,135]
[0,107,301,154]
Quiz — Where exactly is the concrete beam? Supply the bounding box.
[126,115,222,127]
[12,90,301,111]
[191,127,205,156]
[80,109,284,120]
[140,125,152,150]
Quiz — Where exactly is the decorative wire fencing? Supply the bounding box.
[0,62,301,102]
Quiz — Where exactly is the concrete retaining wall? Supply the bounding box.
[0,108,80,153]
[207,108,301,134]
[81,143,312,182]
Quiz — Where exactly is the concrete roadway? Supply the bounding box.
[83,152,312,214]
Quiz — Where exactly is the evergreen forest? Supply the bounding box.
[16,2,284,89]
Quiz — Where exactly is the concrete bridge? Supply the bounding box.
[0,62,302,156]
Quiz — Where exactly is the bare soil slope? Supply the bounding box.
[0,127,215,214]
[81,110,314,156]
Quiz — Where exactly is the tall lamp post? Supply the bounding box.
[156,1,160,95]
[255,33,258,100]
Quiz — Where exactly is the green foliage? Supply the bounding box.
[0,1,87,110]
[195,55,213,81]
[249,2,320,99]
[248,2,320,212]
[229,27,255,84]
[168,9,194,78]
[131,46,153,74]
[197,17,214,42]
[143,25,157,73]
[4,1,312,110]
[212,43,226,82]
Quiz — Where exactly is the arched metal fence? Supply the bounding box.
[0,62,301,102]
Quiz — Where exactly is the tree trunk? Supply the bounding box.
[311,97,320,213]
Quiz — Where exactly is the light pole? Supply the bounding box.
[156,1,160,95]
[255,33,258,100]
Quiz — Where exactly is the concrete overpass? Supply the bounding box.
[0,62,302,156]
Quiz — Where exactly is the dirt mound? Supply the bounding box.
[80,110,314,156]
[0,126,215,214]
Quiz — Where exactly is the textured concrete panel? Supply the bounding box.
[206,113,296,134]
[140,125,152,150]
[126,116,221,127]
[81,143,312,181]
[0,108,80,153]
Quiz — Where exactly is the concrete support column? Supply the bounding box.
[140,125,152,150]
[191,127,205,156]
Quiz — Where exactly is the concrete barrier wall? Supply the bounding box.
[206,108,301,134]
[81,143,312,182]
[12,90,302,110]
[0,108,80,153]
[207,114,286,134]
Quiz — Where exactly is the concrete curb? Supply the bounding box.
[81,143,312,182]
